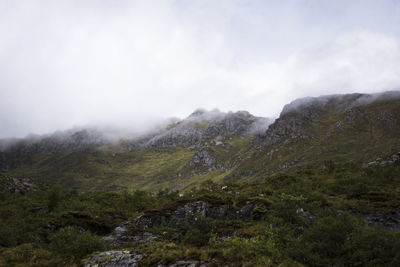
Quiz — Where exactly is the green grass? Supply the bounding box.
[2,163,400,266]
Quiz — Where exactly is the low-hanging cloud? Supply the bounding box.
[1,0,400,138]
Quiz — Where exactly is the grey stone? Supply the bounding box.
[133,201,257,231]
[85,250,143,267]
[134,214,163,230]
[353,207,400,232]
[104,223,160,245]
[168,261,203,267]
[188,150,214,167]
[296,208,315,222]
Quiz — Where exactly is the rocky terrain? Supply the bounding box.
[1,91,399,194]
[0,91,400,266]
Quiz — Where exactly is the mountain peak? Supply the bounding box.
[281,91,400,117]
[189,108,208,118]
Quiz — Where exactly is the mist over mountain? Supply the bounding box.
[1,92,400,266]
[1,90,399,189]
[1,1,400,139]
[1,1,400,265]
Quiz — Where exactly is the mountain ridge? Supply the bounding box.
[1,91,400,266]
[1,91,399,192]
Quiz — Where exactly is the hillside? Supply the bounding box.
[236,91,400,180]
[1,91,400,266]
[0,109,271,192]
[1,92,400,193]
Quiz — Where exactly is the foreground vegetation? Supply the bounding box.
[1,162,399,266]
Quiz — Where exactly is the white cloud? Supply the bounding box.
[0,1,399,137]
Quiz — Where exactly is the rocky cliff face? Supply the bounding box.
[250,91,400,172]
[0,109,272,173]
[257,92,400,147]
[143,109,271,148]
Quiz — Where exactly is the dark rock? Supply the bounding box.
[146,127,204,148]
[353,207,400,232]
[188,149,214,167]
[134,201,257,231]
[177,201,209,217]
[84,250,143,267]
[144,110,269,148]
[239,204,256,219]
[104,222,160,245]
[296,208,315,222]
[134,215,164,230]
[1,177,38,194]
[167,260,206,267]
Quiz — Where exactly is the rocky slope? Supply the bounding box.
[1,92,400,266]
[0,109,271,192]
[0,91,399,192]
[242,91,400,177]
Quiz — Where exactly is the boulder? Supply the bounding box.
[131,201,258,234]
[134,214,164,230]
[104,223,160,245]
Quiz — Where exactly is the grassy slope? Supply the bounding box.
[4,137,253,193]
[2,98,400,194]
[232,98,400,181]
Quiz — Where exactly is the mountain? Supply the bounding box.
[1,91,400,266]
[0,109,272,192]
[1,92,400,192]
[236,91,400,178]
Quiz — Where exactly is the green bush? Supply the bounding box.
[49,227,104,259]
[344,228,400,266]
[182,213,213,247]
[0,243,56,266]
[0,222,17,247]
[291,213,358,266]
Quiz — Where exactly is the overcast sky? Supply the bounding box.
[1,0,400,138]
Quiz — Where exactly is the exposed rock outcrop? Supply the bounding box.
[362,152,400,168]
[103,222,160,245]
[355,207,400,232]
[85,251,207,267]
[133,201,257,231]
[84,251,143,267]
[159,261,207,267]
[0,176,38,194]
[144,110,271,148]
[188,149,214,167]
[256,91,400,147]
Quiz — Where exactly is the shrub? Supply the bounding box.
[182,213,213,247]
[291,213,358,266]
[0,243,56,266]
[49,227,104,259]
